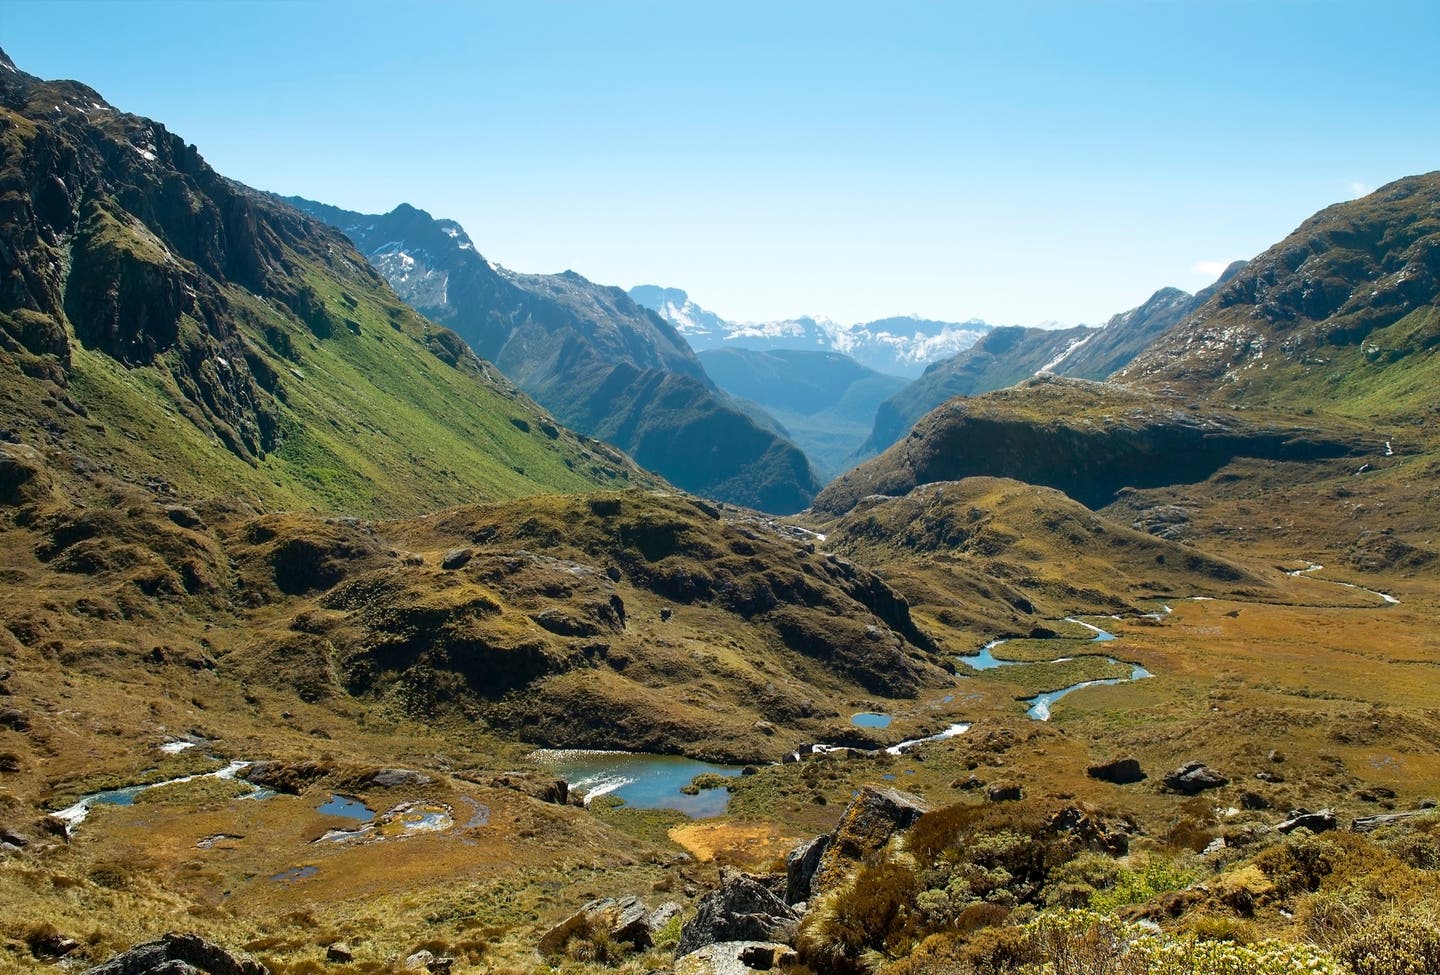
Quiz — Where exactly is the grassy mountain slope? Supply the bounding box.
[1119,172,1440,425]
[820,475,1271,649]
[291,199,822,513]
[698,347,906,478]
[0,51,652,518]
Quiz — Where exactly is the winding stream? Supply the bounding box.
[959,618,1153,722]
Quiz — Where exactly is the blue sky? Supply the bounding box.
[5,1,1438,326]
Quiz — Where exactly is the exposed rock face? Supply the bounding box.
[1163,761,1229,795]
[1087,756,1145,785]
[784,834,830,905]
[84,933,266,975]
[1351,810,1428,833]
[812,786,929,893]
[676,873,801,958]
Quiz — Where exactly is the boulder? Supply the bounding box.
[813,786,928,893]
[1087,756,1145,785]
[324,943,352,963]
[675,872,801,958]
[986,782,1023,802]
[1238,790,1271,811]
[0,708,30,732]
[1163,761,1228,794]
[540,895,662,956]
[440,548,473,570]
[366,768,433,789]
[83,933,267,975]
[1277,809,1337,834]
[784,834,830,905]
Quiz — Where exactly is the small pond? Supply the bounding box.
[316,794,374,821]
[850,712,893,729]
[530,750,745,818]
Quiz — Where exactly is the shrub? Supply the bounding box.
[1337,906,1440,975]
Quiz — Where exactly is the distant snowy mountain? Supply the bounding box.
[629,286,993,378]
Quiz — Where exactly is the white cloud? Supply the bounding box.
[1347,180,1373,198]
[1190,260,1230,278]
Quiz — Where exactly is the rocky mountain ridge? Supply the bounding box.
[293,200,822,513]
[628,285,994,378]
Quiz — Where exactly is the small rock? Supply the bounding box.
[1255,770,1285,783]
[1267,749,1285,763]
[404,950,434,970]
[0,828,29,847]
[489,773,569,805]
[1086,756,1145,785]
[1163,761,1228,795]
[951,775,984,791]
[440,548,473,570]
[1202,836,1227,856]
[325,943,353,963]
[0,708,29,732]
[753,721,775,736]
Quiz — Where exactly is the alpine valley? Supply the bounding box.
[2,46,1440,975]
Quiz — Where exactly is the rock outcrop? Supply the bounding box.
[676,872,801,958]
[84,933,266,975]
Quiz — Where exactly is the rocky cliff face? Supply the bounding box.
[813,376,1376,514]
[0,56,310,460]
[0,49,656,515]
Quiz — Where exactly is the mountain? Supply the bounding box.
[629,285,993,377]
[1119,173,1440,424]
[858,324,1096,456]
[1041,266,1245,380]
[696,348,906,479]
[293,201,822,513]
[853,269,1251,458]
[0,50,654,518]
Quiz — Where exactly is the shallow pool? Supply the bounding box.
[530,750,745,818]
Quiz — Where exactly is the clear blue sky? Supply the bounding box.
[5,1,1438,326]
